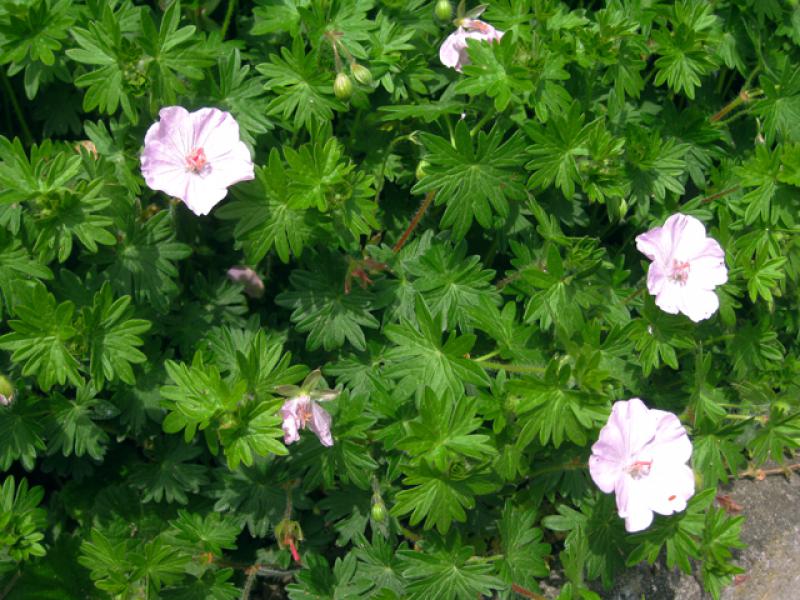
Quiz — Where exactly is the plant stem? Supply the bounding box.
[220,0,237,39]
[709,88,763,123]
[739,462,800,480]
[511,583,548,600]
[473,349,500,362]
[0,72,32,146]
[478,360,544,374]
[392,191,435,253]
[700,186,739,204]
[469,109,495,137]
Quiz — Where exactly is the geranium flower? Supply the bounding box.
[439,18,504,72]
[635,213,727,322]
[140,106,254,216]
[589,398,695,532]
[276,370,339,447]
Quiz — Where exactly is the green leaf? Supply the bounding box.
[217,399,288,469]
[398,531,503,599]
[99,211,191,313]
[276,259,380,352]
[0,476,47,562]
[128,439,209,504]
[0,281,82,391]
[455,34,533,110]
[496,503,550,593]
[82,282,150,389]
[257,37,343,131]
[392,463,497,533]
[383,297,490,397]
[45,385,110,460]
[0,395,46,471]
[397,388,496,471]
[413,122,527,238]
[169,510,239,556]
[0,229,52,318]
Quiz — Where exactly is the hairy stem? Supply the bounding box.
[392,191,435,253]
[478,360,544,374]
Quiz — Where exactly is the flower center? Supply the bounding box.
[626,460,652,480]
[298,403,313,427]
[669,259,690,285]
[185,147,209,174]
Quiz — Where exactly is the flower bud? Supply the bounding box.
[0,375,13,407]
[371,501,387,522]
[435,0,453,21]
[350,63,373,86]
[415,159,429,180]
[334,72,353,100]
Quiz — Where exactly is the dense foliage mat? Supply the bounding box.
[1,0,799,598]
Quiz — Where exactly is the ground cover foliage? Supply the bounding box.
[0,0,798,598]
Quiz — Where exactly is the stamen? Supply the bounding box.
[669,259,690,285]
[626,460,652,479]
[668,495,676,501]
[186,147,208,173]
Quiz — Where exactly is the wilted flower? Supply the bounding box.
[589,398,695,532]
[439,18,504,72]
[140,106,254,216]
[226,265,265,299]
[276,370,339,447]
[635,213,727,322]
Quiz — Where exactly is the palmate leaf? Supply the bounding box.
[383,297,490,397]
[0,395,46,470]
[128,439,208,505]
[0,230,52,318]
[396,388,496,471]
[753,62,800,144]
[217,399,288,469]
[99,211,191,313]
[169,510,239,556]
[0,475,47,563]
[398,531,503,599]
[82,282,150,389]
[496,503,550,595]
[392,463,498,534]
[0,136,82,206]
[413,121,527,238]
[406,240,499,331]
[45,385,111,460]
[456,34,534,110]
[524,102,593,199]
[257,37,344,131]
[0,281,82,391]
[276,258,380,352]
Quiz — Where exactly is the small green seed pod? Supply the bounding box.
[334,72,354,100]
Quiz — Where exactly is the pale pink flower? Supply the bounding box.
[635,213,727,322]
[276,370,339,447]
[439,18,504,72]
[140,106,254,216]
[589,398,695,532]
[280,394,334,447]
[226,266,265,299]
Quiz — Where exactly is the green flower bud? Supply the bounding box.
[0,375,13,406]
[350,63,373,86]
[371,501,387,522]
[415,159,429,180]
[435,0,453,21]
[334,72,353,100]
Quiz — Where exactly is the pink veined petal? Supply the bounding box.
[646,261,668,296]
[440,30,469,70]
[180,175,229,216]
[678,287,720,322]
[588,453,622,494]
[642,461,695,517]
[140,146,191,198]
[192,108,245,157]
[643,412,693,464]
[615,398,658,457]
[146,106,194,158]
[687,251,728,289]
[667,214,712,262]
[281,397,306,445]
[308,402,334,447]
[653,281,683,315]
[203,143,255,190]
[614,476,655,533]
[635,225,670,264]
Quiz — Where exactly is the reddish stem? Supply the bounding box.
[511,583,547,600]
[392,191,435,254]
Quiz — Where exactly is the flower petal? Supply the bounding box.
[308,402,334,447]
